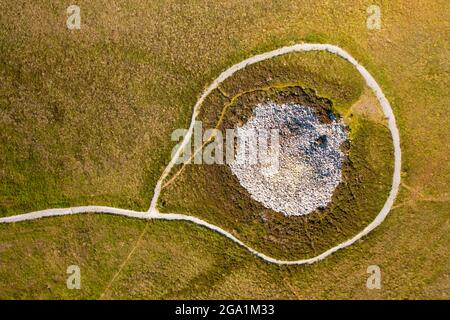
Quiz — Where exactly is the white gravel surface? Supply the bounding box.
[229,102,347,216]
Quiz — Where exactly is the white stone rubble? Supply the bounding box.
[229,102,348,216]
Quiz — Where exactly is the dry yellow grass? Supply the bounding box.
[0,0,448,299]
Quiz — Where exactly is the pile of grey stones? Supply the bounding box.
[229,102,348,216]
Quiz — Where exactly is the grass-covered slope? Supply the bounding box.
[158,51,394,259]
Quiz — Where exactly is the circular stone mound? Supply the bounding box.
[229,102,348,216]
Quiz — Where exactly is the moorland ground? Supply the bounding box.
[0,0,449,299]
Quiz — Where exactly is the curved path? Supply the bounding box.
[0,43,401,265]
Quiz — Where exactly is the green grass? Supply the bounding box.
[0,200,448,299]
[0,0,448,299]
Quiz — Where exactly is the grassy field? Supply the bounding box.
[0,0,449,299]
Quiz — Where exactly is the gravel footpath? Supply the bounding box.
[0,44,401,265]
